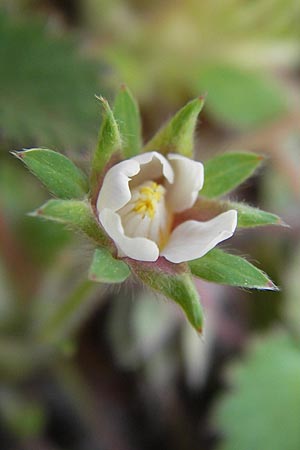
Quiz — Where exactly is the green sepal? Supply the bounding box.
[30,199,109,246]
[12,148,89,199]
[89,248,131,283]
[201,151,263,198]
[113,85,142,158]
[181,198,283,231]
[130,260,203,332]
[143,96,205,157]
[228,201,285,228]
[90,96,122,191]
[189,248,278,290]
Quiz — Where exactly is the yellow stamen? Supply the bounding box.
[133,182,163,219]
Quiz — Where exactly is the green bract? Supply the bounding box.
[189,249,278,290]
[144,97,205,157]
[12,87,283,332]
[12,149,89,199]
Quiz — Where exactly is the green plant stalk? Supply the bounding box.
[38,279,98,344]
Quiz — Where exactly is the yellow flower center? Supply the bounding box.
[118,180,171,248]
[133,182,163,219]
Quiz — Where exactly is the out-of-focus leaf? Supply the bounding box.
[130,260,203,332]
[196,64,286,129]
[0,11,104,148]
[214,333,300,450]
[89,248,130,283]
[12,149,89,199]
[0,390,46,438]
[201,152,263,198]
[189,249,278,290]
[113,85,142,158]
[30,199,108,246]
[144,97,204,157]
[90,96,122,191]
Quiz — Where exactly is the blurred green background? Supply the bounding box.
[0,1,300,449]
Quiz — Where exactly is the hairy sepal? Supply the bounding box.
[129,258,203,332]
[143,97,205,158]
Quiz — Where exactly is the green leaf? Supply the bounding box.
[30,199,108,246]
[90,96,122,192]
[143,97,205,157]
[130,261,203,332]
[89,248,131,283]
[189,249,278,290]
[228,201,285,228]
[0,11,105,149]
[201,151,263,198]
[12,148,89,199]
[214,333,300,450]
[196,64,286,129]
[113,85,142,158]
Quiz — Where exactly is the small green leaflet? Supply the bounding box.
[30,199,108,247]
[12,148,89,199]
[113,85,142,158]
[89,248,131,283]
[201,151,263,198]
[189,248,278,290]
[144,97,204,158]
[90,96,122,192]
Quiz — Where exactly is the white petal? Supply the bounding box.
[166,153,204,213]
[99,209,159,261]
[161,210,237,263]
[123,212,151,238]
[129,151,174,188]
[97,159,140,212]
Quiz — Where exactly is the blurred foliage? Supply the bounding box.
[194,64,286,129]
[0,0,300,448]
[82,0,299,130]
[0,10,106,149]
[214,333,300,450]
[0,389,46,439]
[285,243,300,336]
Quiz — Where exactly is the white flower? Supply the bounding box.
[97,151,237,263]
